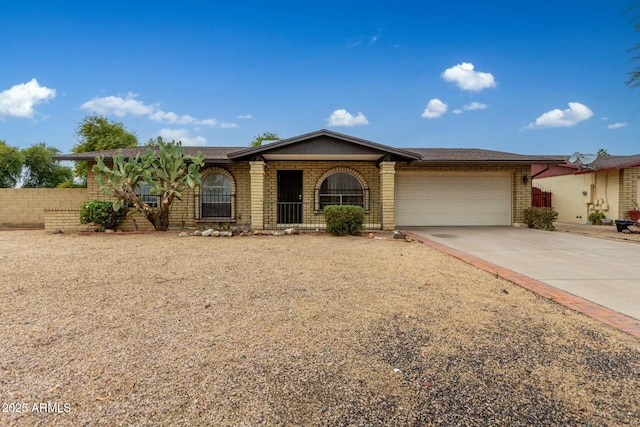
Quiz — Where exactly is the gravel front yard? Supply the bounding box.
[1,230,639,426]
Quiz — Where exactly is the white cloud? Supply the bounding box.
[525,102,593,129]
[0,78,56,118]
[148,110,219,126]
[237,114,252,119]
[463,102,488,111]
[452,102,488,115]
[81,92,154,117]
[370,29,382,44]
[219,122,239,129]
[441,63,496,92]
[327,109,369,127]
[81,93,229,127]
[421,98,448,119]
[607,122,628,129]
[157,128,207,146]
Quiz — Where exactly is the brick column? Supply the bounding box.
[379,161,396,230]
[249,161,266,230]
[513,166,531,226]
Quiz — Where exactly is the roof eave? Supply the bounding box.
[415,159,566,164]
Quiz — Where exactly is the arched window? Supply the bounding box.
[318,172,365,209]
[135,183,159,208]
[201,172,232,218]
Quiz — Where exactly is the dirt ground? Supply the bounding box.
[554,221,640,243]
[1,229,639,426]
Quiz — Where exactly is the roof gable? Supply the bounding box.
[227,129,421,162]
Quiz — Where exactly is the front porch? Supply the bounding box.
[263,200,383,230]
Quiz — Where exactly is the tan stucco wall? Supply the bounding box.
[0,188,88,228]
[395,163,530,226]
[535,170,621,224]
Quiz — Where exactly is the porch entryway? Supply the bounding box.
[277,170,302,225]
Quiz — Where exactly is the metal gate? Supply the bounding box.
[532,186,552,208]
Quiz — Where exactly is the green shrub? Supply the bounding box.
[523,207,558,231]
[80,200,128,231]
[324,205,365,236]
[588,210,606,225]
[56,179,86,188]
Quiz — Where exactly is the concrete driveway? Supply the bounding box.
[405,227,640,321]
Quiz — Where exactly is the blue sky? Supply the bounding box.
[1,1,639,155]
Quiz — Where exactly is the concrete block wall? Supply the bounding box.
[0,188,88,228]
[44,209,85,231]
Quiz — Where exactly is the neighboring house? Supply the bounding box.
[533,155,640,223]
[56,129,564,231]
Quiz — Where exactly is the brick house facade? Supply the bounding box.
[57,129,564,231]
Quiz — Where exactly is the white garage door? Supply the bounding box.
[395,173,512,226]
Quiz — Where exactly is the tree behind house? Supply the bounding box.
[92,139,205,231]
[0,140,23,188]
[250,131,280,147]
[22,143,73,188]
[73,115,138,185]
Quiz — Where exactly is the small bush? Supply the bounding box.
[523,207,558,231]
[324,205,365,236]
[588,210,605,225]
[80,200,128,231]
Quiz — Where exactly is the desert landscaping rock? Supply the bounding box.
[0,230,638,426]
[202,229,214,236]
[177,231,189,237]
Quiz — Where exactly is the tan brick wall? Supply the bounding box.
[395,163,531,225]
[81,160,535,230]
[44,209,84,231]
[261,161,381,228]
[86,162,252,231]
[620,166,640,218]
[379,162,395,230]
[0,188,88,228]
[249,161,266,229]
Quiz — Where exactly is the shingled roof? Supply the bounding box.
[55,146,244,163]
[54,130,567,164]
[573,154,640,174]
[406,148,565,164]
